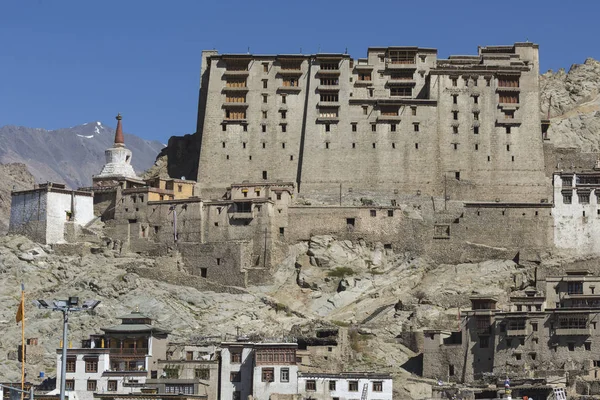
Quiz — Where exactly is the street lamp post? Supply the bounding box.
[33,297,100,400]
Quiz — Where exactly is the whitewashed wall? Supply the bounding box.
[553,174,600,255]
[298,375,393,400]
[46,192,94,243]
[219,346,254,400]
[252,364,298,399]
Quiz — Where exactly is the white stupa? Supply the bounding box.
[95,113,138,179]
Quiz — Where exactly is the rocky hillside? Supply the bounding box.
[0,234,540,399]
[0,163,36,234]
[0,122,164,189]
[541,58,600,151]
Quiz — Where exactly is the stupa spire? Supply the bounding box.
[114,113,125,147]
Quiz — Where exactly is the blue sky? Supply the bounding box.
[1,0,599,143]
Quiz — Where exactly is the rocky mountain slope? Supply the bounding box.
[541,58,600,151]
[0,122,164,189]
[0,234,541,399]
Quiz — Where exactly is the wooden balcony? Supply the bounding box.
[506,329,528,337]
[108,347,149,355]
[385,62,416,70]
[554,327,591,336]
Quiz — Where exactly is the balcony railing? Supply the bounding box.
[506,329,528,337]
[554,328,591,336]
[386,62,416,70]
[108,347,149,355]
[103,370,148,376]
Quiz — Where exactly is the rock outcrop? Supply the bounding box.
[0,233,541,399]
[541,58,600,151]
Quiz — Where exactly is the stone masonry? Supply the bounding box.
[194,43,549,203]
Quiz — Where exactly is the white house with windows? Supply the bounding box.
[298,372,393,400]
[55,311,170,400]
[219,342,298,400]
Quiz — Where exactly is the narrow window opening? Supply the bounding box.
[262,171,268,180]
[262,125,266,133]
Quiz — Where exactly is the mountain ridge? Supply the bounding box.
[0,121,164,189]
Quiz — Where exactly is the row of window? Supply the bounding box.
[66,358,98,373]
[561,192,600,205]
[451,93,520,106]
[222,103,418,123]
[64,380,117,392]
[219,143,518,156]
[449,76,519,88]
[223,121,514,137]
[304,379,383,392]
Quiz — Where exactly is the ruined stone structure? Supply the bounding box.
[423,270,600,393]
[194,43,548,203]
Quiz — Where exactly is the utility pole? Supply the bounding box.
[339,183,342,206]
